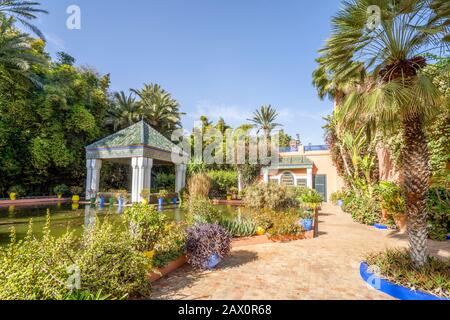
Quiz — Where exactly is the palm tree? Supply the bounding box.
[106,91,140,131]
[0,1,48,39]
[0,17,46,84]
[317,0,449,267]
[131,83,184,136]
[247,105,282,139]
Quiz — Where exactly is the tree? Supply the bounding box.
[0,0,48,39]
[0,17,46,85]
[247,105,282,139]
[106,91,140,131]
[56,52,75,66]
[131,83,183,137]
[317,0,449,267]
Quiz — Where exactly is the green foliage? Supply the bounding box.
[187,173,211,199]
[0,213,151,300]
[7,185,25,197]
[123,204,166,252]
[219,215,257,237]
[341,190,381,225]
[53,184,69,196]
[157,189,169,199]
[427,187,450,241]
[154,172,176,190]
[152,222,187,268]
[376,181,405,215]
[297,188,323,210]
[254,209,304,237]
[330,191,346,205]
[365,249,449,299]
[70,186,83,195]
[184,197,222,224]
[244,183,297,211]
[207,170,238,197]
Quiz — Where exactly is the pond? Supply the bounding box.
[0,203,242,246]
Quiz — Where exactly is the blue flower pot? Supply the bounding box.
[99,197,105,208]
[118,197,124,207]
[337,199,344,207]
[158,198,164,207]
[207,253,221,269]
[173,197,178,205]
[300,218,314,231]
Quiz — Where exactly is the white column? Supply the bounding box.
[263,168,269,183]
[175,164,186,193]
[86,159,102,200]
[131,157,153,203]
[181,164,187,190]
[307,168,313,189]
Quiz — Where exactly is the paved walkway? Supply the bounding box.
[151,204,450,300]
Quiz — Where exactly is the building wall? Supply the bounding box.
[263,146,345,203]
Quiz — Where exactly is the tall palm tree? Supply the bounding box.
[106,91,140,131]
[0,17,45,84]
[317,0,449,267]
[131,83,184,136]
[0,1,48,39]
[247,105,282,139]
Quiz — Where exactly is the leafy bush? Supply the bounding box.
[154,172,176,190]
[376,181,405,215]
[244,183,297,210]
[265,209,304,237]
[187,173,211,199]
[53,184,69,196]
[123,204,166,252]
[186,224,232,270]
[207,170,238,197]
[342,191,381,225]
[184,197,222,224]
[427,187,450,241]
[330,191,346,205]
[0,214,151,300]
[219,215,257,237]
[152,222,187,268]
[297,188,323,211]
[8,185,26,197]
[70,186,83,195]
[365,249,449,299]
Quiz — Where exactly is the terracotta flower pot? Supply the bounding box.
[393,213,407,233]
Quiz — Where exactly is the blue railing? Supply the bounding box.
[304,145,329,152]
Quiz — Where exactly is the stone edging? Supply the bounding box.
[359,262,448,301]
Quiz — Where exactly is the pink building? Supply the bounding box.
[261,143,345,202]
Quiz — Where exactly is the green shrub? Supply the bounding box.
[365,249,449,299]
[70,186,83,195]
[7,185,26,197]
[219,215,257,237]
[0,214,151,300]
[427,187,450,241]
[341,191,381,225]
[298,188,323,211]
[207,170,238,197]
[376,181,405,214]
[244,183,297,211]
[152,222,187,268]
[123,204,166,252]
[330,191,346,205]
[53,184,69,196]
[184,197,221,224]
[265,209,304,237]
[154,172,176,190]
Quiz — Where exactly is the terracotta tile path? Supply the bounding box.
[151,204,450,300]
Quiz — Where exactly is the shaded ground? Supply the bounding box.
[151,204,450,300]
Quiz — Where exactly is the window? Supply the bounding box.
[280,172,295,187]
[296,179,307,187]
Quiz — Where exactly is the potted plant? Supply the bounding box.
[70,186,83,203]
[158,189,169,207]
[186,224,232,270]
[229,187,239,200]
[54,184,69,199]
[377,182,407,233]
[97,193,105,207]
[299,210,314,231]
[299,190,323,214]
[116,189,127,207]
[140,188,151,205]
[7,185,25,201]
[226,192,232,201]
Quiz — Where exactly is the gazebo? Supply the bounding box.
[85,120,187,203]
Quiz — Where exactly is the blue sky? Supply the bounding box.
[37,0,341,144]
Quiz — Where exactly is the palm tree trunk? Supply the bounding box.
[402,116,430,268]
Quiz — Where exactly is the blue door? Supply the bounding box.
[313,175,327,202]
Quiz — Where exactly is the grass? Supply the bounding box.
[365,249,450,298]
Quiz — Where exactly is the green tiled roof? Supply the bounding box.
[268,155,314,169]
[87,121,176,153]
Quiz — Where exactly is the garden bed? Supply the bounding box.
[149,256,187,283]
